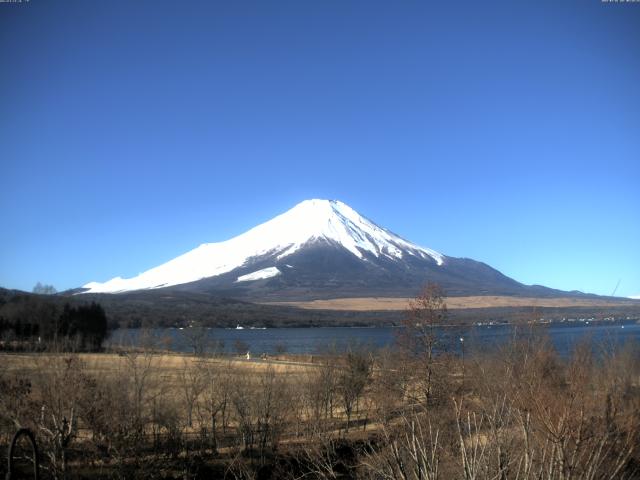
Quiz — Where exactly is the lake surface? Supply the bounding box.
[108,320,640,358]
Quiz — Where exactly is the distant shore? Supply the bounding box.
[264,295,640,311]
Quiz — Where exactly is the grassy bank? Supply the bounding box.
[1,326,639,479]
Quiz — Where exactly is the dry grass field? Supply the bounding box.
[0,351,316,387]
[1,330,639,479]
[265,295,639,311]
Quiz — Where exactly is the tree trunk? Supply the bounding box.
[211,414,217,454]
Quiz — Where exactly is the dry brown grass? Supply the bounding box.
[2,338,638,479]
[0,352,314,377]
[264,295,638,311]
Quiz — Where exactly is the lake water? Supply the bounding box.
[108,320,640,358]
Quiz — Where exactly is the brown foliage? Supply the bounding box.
[0,320,638,479]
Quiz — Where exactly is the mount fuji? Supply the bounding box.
[80,199,571,300]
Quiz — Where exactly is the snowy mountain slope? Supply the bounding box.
[81,199,586,300]
[82,199,445,294]
[236,267,281,283]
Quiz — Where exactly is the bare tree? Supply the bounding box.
[304,356,338,437]
[178,357,206,428]
[229,365,291,463]
[361,411,441,480]
[254,366,290,460]
[181,323,215,356]
[199,357,232,454]
[337,349,372,433]
[370,347,408,424]
[33,282,57,295]
[32,354,86,479]
[397,283,447,405]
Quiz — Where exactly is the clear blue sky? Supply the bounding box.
[1,0,638,297]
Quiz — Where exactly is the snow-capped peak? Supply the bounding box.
[81,199,444,293]
[274,199,444,263]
